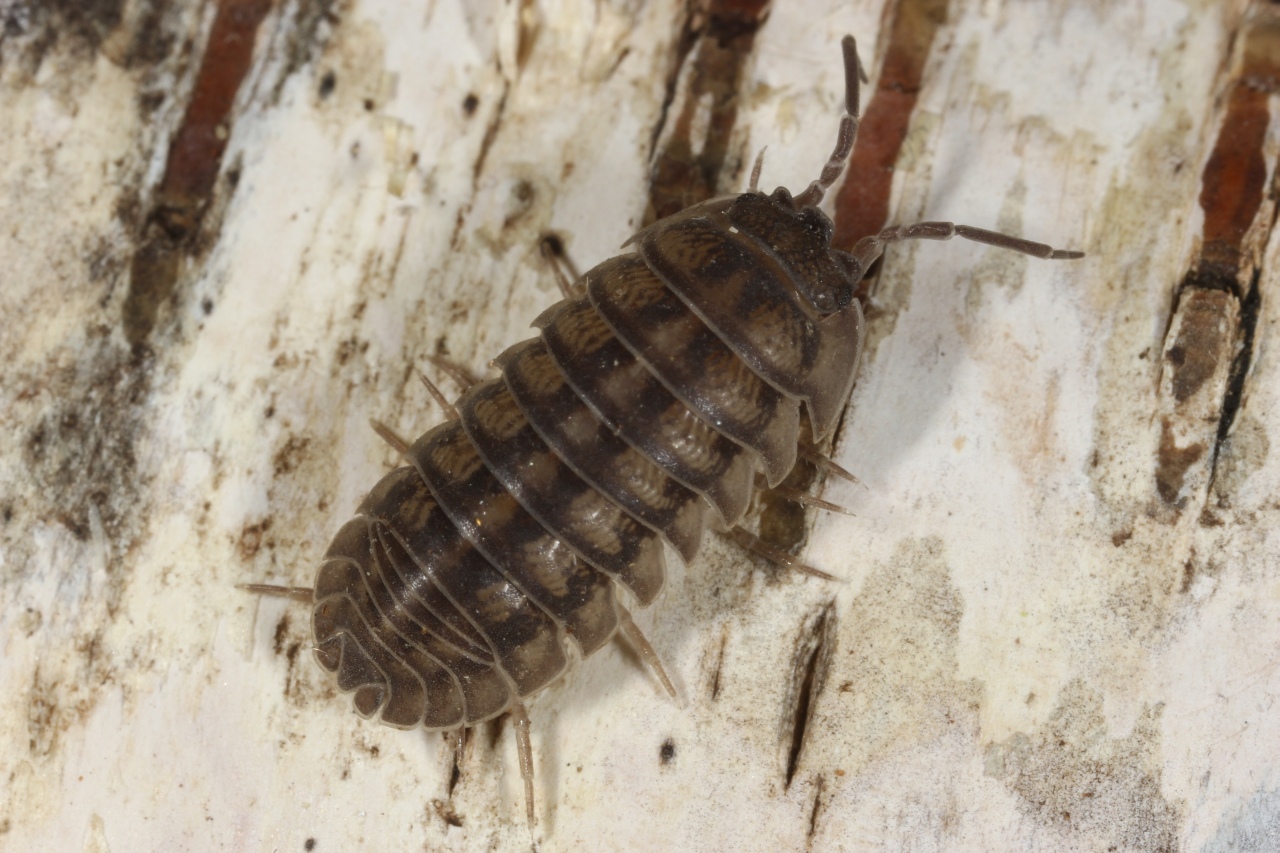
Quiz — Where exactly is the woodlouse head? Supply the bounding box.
[726,185,860,315]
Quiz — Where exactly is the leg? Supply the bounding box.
[510,702,536,833]
[748,146,768,192]
[849,220,1085,273]
[616,605,678,701]
[540,233,583,299]
[769,483,856,517]
[800,445,865,489]
[453,727,466,763]
[727,527,838,582]
[445,727,467,796]
[369,418,414,456]
[237,583,314,603]
[416,373,460,420]
[423,354,482,391]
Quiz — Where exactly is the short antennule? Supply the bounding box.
[793,35,862,209]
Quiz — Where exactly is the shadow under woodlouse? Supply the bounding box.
[245,33,1082,838]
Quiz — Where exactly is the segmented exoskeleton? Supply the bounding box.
[248,35,1081,831]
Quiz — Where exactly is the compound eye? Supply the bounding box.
[769,187,795,208]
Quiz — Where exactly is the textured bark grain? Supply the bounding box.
[2,1,1278,851]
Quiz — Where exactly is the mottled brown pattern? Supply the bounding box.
[271,33,1105,845]
[282,31,1088,838]
[308,91,868,749]
[498,341,709,546]
[539,298,757,525]
[311,180,865,728]
[639,199,864,438]
[459,364,668,604]
[413,411,620,657]
[588,254,801,486]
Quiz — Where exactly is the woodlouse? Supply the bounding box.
[247,35,1081,832]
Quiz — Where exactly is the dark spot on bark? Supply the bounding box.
[238,519,272,561]
[659,738,676,765]
[270,0,341,103]
[462,92,479,115]
[432,798,463,827]
[273,614,291,655]
[18,340,153,585]
[304,838,316,851]
[335,337,366,367]
[1111,529,1132,547]
[318,69,336,98]
[1,0,124,68]
[273,436,311,476]
[1179,558,1196,594]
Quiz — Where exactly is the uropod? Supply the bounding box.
[247,35,1082,833]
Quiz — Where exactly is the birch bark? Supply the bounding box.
[1,1,1276,851]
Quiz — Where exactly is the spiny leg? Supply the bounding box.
[801,445,865,489]
[748,146,768,192]
[616,605,678,701]
[370,418,414,457]
[727,527,838,582]
[849,220,1085,274]
[510,702,536,833]
[794,35,863,209]
[372,371,462,459]
[540,233,584,299]
[765,482,857,516]
[423,353,482,391]
[442,727,468,797]
[417,372,460,420]
[237,583,314,603]
[453,727,466,766]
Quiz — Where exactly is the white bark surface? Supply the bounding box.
[2,0,1277,851]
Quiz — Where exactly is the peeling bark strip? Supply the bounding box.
[831,0,948,253]
[644,0,771,224]
[1156,290,1238,506]
[124,0,274,344]
[1159,5,1280,504]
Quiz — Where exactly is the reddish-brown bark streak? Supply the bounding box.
[125,0,274,344]
[1197,85,1268,274]
[832,0,948,252]
[158,0,273,217]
